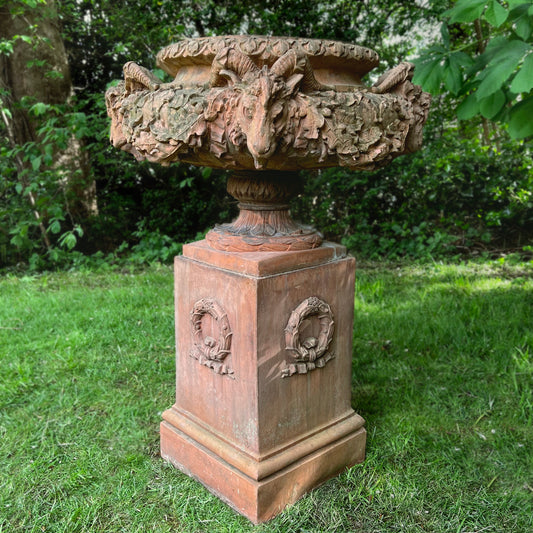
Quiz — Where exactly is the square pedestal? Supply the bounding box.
[160,240,366,523]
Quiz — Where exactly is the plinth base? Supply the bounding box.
[161,240,366,523]
[161,410,365,524]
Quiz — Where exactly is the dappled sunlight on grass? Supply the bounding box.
[348,260,532,532]
[0,261,531,532]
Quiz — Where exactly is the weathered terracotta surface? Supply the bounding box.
[105,34,430,253]
[160,242,366,522]
[182,239,346,276]
[205,170,324,252]
[161,418,366,524]
[106,35,430,172]
[105,35,431,522]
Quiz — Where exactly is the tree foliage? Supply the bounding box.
[295,130,533,259]
[1,0,532,270]
[414,0,533,139]
[0,0,97,266]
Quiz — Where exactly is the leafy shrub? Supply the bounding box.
[0,97,93,268]
[292,129,533,259]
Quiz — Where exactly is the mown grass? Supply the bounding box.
[0,260,532,532]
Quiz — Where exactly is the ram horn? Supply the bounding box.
[372,62,415,94]
[123,61,162,93]
[270,49,299,78]
[209,47,260,87]
[271,50,331,93]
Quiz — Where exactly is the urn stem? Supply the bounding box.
[205,171,322,252]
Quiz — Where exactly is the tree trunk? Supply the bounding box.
[0,0,97,224]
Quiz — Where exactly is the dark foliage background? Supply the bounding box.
[1,0,532,269]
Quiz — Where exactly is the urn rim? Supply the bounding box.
[156,35,380,79]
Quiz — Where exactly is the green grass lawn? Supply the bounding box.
[1,260,532,532]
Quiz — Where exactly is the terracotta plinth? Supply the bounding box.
[160,241,365,523]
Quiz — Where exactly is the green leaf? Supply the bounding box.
[49,220,61,234]
[476,40,531,99]
[457,93,480,120]
[10,234,24,247]
[507,0,529,10]
[440,23,450,47]
[515,14,533,40]
[479,90,506,119]
[31,155,42,171]
[484,0,509,27]
[179,177,194,188]
[488,38,531,66]
[29,102,48,116]
[508,0,529,9]
[0,40,14,54]
[26,59,47,68]
[511,52,533,93]
[453,52,475,69]
[412,58,443,93]
[467,36,507,77]
[444,0,486,23]
[508,95,533,138]
[61,233,77,250]
[44,143,54,157]
[45,70,64,80]
[443,56,463,95]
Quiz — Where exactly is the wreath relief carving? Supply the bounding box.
[282,296,335,378]
[190,298,234,377]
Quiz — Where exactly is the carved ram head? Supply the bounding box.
[210,47,329,169]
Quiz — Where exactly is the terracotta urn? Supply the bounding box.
[106,35,430,252]
[105,35,430,523]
